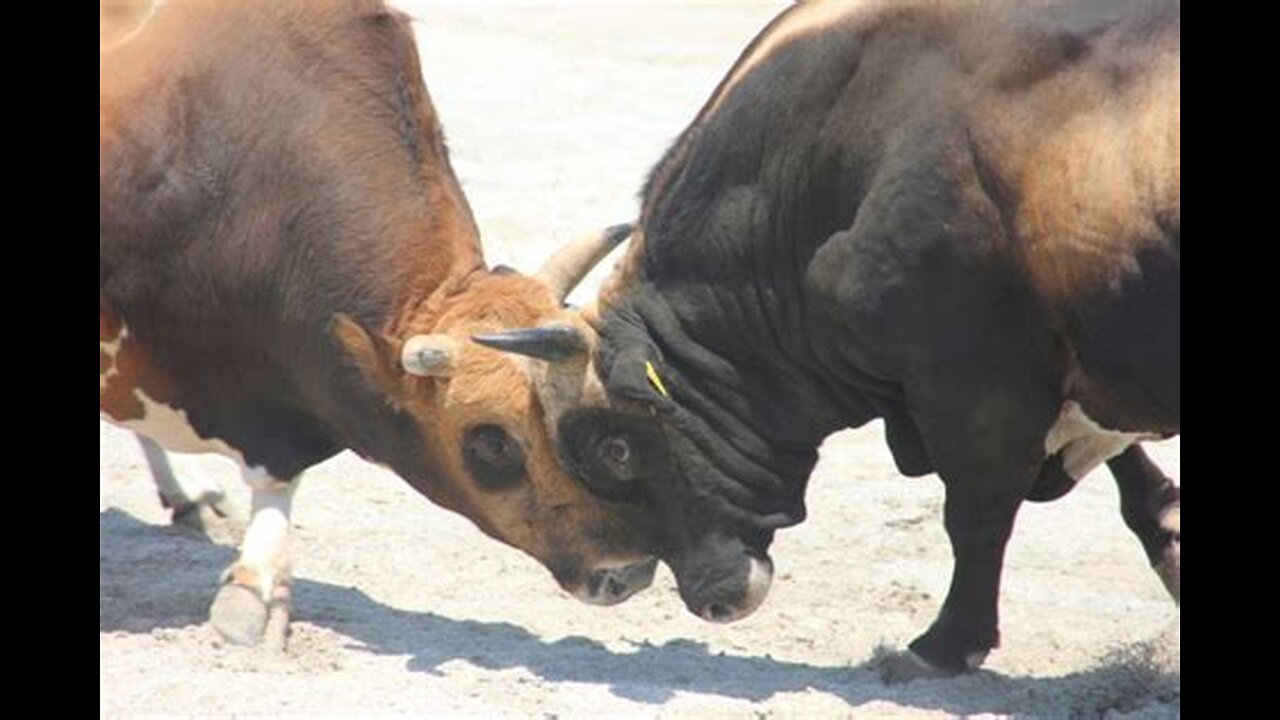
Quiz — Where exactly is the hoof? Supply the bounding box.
[210,583,269,646]
[209,581,291,650]
[875,649,961,684]
[904,624,997,678]
[262,584,292,654]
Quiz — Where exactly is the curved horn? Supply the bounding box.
[401,334,460,377]
[472,324,588,362]
[535,223,634,302]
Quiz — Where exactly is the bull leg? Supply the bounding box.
[884,336,1052,679]
[138,435,242,544]
[209,467,296,650]
[1108,445,1179,603]
[904,489,1021,675]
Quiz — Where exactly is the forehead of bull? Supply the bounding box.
[422,272,562,329]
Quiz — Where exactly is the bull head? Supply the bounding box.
[470,222,634,364]
[333,222,658,607]
[478,223,785,627]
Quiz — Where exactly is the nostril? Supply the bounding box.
[586,570,606,597]
[706,603,733,621]
[606,577,626,598]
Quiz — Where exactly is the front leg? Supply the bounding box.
[907,489,1021,674]
[209,467,297,650]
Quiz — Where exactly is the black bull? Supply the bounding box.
[481,0,1179,675]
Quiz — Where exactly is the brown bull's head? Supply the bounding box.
[335,226,660,605]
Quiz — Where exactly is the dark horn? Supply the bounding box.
[472,324,588,362]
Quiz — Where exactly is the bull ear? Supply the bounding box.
[602,344,675,411]
[333,314,405,399]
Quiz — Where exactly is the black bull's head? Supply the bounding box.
[476,226,811,622]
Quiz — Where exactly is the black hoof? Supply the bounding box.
[907,624,996,675]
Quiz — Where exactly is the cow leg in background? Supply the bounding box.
[209,468,298,649]
[1108,444,1180,603]
[137,435,242,544]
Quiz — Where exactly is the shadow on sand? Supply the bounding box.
[101,508,1178,715]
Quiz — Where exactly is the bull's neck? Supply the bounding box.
[613,264,851,453]
[309,235,484,509]
[386,187,488,336]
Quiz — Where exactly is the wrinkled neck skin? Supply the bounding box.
[596,249,855,547]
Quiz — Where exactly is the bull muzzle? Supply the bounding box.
[671,546,775,624]
[571,557,659,606]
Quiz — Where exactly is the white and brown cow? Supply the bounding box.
[100,0,655,646]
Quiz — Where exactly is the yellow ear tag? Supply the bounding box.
[645,361,669,399]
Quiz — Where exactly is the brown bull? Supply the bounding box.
[100,0,654,647]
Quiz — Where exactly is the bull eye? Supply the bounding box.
[463,424,527,490]
[604,437,630,464]
[558,408,660,503]
[599,436,633,476]
[476,432,508,461]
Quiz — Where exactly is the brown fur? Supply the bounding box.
[100,0,154,47]
[614,0,1179,432]
[338,272,642,572]
[101,0,653,598]
[961,6,1180,431]
[99,296,122,342]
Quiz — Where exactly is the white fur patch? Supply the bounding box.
[113,390,248,465]
[1045,401,1159,480]
[700,556,774,623]
[100,320,247,464]
[742,555,774,613]
[100,325,127,393]
[236,473,297,600]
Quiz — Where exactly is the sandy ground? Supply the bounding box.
[100,2,1180,716]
